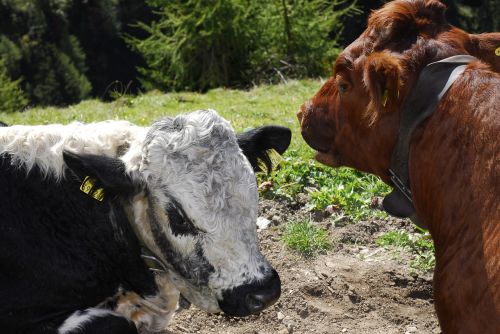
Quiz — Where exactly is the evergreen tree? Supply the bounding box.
[0,0,152,106]
[128,0,359,92]
[0,59,27,113]
[0,0,91,105]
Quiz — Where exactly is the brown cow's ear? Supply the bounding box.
[363,53,401,121]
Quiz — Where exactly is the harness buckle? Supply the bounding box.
[388,169,413,203]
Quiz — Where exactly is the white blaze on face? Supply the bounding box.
[137,110,268,309]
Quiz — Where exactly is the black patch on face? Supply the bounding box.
[147,197,214,286]
[165,197,198,236]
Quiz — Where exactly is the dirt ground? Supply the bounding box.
[165,197,440,334]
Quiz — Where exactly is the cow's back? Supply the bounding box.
[0,153,156,332]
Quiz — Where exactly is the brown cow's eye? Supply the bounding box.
[338,82,349,94]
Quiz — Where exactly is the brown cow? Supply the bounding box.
[298,0,499,333]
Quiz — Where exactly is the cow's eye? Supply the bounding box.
[338,82,349,94]
[165,201,198,236]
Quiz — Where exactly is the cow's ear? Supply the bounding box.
[63,150,139,196]
[363,52,401,118]
[237,126,292,173]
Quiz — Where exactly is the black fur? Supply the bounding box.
[63,151,140,196]
[236,126,292,173]
[0,154,156,333]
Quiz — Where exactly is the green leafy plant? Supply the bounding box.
[282,220,330,257]
[376,230,435,273]
[260,151,390,221]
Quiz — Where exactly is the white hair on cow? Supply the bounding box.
[0,120,146,179]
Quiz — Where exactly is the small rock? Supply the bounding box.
[271,215,281,225]
[256,217,271,231]
[405,326,418,333]
[277,311,285,320]
[342,328,347,333]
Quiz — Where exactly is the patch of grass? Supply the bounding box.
[376,231,412,248]
[282,220,331,257]
[376,230,435,273]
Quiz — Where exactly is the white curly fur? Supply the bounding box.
[0,120,146,179]
[136,110,267,310]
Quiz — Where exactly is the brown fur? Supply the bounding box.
[298,1,500,332]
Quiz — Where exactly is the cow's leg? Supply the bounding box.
[57,308,138,334]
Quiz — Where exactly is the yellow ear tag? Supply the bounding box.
[382,89,389,107]
[80,176,105,202]
[495,47,500,56]
[257,149,284,174]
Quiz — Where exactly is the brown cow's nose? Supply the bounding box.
[297,108,304,123]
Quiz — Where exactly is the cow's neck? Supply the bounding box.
[382,55,476,229]
[408,71,499,331]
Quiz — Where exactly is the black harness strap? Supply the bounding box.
[382,55,477,228]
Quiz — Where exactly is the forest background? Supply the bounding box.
[0,0,498,112]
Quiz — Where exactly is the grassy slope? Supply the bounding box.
[0,79,318,157]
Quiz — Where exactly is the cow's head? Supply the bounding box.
[63,110,290,317]
[298,0,497,182]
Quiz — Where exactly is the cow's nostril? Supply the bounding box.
[245,293,266,313]
[244,288,279,313]
[244,269,281,314]
[219,269,281,317]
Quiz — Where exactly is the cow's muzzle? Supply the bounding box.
[298,102,335,154]
[218,269,281,317]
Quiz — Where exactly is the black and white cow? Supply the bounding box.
[0,110,291,334]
